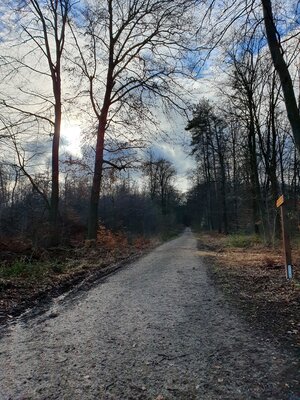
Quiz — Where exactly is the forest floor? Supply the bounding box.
[197,233,300,353]
[0,234,157,324]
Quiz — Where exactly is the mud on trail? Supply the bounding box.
[0,230,300,400]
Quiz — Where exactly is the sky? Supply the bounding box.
[0,0,209,193]
[58,72,220,193]
[60,113,195,192]
[1,0,298,194]
[0,1,236,194]
[147,75,220,192]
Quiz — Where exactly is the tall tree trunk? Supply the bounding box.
[261,0,300,151]
[204,141,214,230]
[215,128,228,234]
[87,117,106,240]
[87,0,115,240]
[49,97,61,245]
[248,122,262,234]
[219,153,229,234]
[212,148,222,233]
[278,139,285,194]
[161,187,167,215]
[87,73,114,240]
[269,98,281,239]
[231,126,239,230]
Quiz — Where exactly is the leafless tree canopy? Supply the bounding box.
[0,0,300,246]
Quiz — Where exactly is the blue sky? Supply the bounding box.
[1,0,299,193]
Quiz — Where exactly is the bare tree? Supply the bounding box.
[143,154,176,215]
[70,0,198,239]
[0,0,73,244]
[261,0,300,152]
[199,0,300,151]
[186,99,229,233]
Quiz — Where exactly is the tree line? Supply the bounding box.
[0,0,197,244]
[185,21,300,241]
[0,0,299,246]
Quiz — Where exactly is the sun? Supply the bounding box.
[61,121,82,157]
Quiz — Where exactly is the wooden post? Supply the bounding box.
[276,195,293,280]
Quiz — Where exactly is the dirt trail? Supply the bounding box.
[0,230,299,399]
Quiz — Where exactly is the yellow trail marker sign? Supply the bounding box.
[276,195,284,208]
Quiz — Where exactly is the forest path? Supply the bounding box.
[0,230,299,400]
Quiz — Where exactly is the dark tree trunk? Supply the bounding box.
[212,149,222,233]
[215,128,228,234]
[219,153,228,234]
[204,140,214,230]
[49,98,61,245]
[261,0,300,152]
[161,188,167,215]
[269,99,280,239]
[278,139,285,194]
[87,4,114,240]
[87,114,107,240]
[248,121,262,235]
[231,126,239,230]
[16,1,69,246]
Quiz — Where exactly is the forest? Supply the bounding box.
[0,0,300,248]
[1,3,300,398]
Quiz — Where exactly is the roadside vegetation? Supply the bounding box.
[0,226,158,321]
[0,153,184,320]
[197,232,300,351]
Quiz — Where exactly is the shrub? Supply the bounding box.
[133,236,150,250]
[0,258,46,279]
[97,225,128,253]
[224,234,262,248]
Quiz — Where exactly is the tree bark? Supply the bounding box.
[49,96,62,245]
[261,0,300,151]
[87,72,114,239]
[87,117,106,240]
[248,119,262,235]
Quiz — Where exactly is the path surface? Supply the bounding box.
[0,230,299,400]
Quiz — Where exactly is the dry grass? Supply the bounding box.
[198,233,300,351]
[0,230,154,321]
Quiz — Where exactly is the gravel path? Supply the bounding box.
[0,230,299,400]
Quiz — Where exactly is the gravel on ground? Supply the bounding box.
[0,230,299,400]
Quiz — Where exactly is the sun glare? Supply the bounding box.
[61,122,82,157]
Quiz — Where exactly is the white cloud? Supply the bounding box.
[149,140,194,192]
